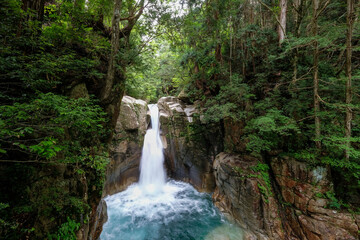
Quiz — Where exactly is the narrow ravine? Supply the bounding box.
[100,104,243,240]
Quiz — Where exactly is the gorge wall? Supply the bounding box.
[97,95,359,240]
[82,96,148,240]
[158,96,223,192]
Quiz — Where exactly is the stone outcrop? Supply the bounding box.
[95,95,359,240]
[271,157,359,240]
[87,199,108,240]
[213,153,285,240]
[84,96,148,240]
[69,83,90,99]
[213,152,360,240]
[103,96,148,196]
[158,96,223,192]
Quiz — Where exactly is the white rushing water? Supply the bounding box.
[139,104,166,194]
[100,103,243,240]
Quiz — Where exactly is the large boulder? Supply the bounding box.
[212,152,284,240]
[103,96,148,196]
[213,152,360,240]
[158,96,223,192]
[118,96,149,132]
[271,156,359,240]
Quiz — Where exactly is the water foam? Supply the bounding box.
[101,180,244,240]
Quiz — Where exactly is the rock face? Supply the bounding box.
[158,96,223,192]
[271,157,360,240]
[103,96,148,196]
[213,152,360,240]
[87,199,108,240]
[213,153,285,240]
[84,96,148,240]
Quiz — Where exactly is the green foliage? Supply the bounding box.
[48,217,80,240]
[125,41,186,101]
[245,108,300,154]
[0,93,109,168]
[250,163,273,202]
[0,0,127,238]
[315,191,344,210]
[0,94,109,239]
[144,0,360,207]
[325,191,342,210]
[0,203,16,232]
[204,75,253,122]
[1,0,360,237]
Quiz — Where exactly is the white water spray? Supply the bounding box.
[139,104,166,193]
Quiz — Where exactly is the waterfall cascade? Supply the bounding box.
[100,103,243,240]
[139,104,166,193]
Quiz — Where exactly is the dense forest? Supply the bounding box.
[0,0,359,239]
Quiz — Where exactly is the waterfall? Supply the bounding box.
[100,103,243,240]
[139,104,166,193]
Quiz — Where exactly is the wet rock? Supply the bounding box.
[158,96,223,192]
[88,199,108,240]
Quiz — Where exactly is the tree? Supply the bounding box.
[278,0,287,45]
[101,0,123,105]
[345,0,355,160]
[101,0,144,130]
[312,0,321,149]
[21,0,46,21]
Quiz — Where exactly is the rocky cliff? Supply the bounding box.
[95,95,359,240]
[155,96,359,240]
[104,96,148,196]
[158,96,223,192]
[82,96,148,240]
[213,153,360,240]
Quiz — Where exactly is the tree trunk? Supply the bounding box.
[278,0,287,45]
[292,0,304,85]
[101,0,122,103]
[18,0,46,36]
[22,0,46,21]
[345,0,355,160]
[313,0,321,149]
[99,0,124,132]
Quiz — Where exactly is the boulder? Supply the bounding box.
[213,152,360,240]
[212,152,285,239]
[69,83,89,99]
[118,96,148,132]
[271,157,359,240]
[177,88,191,103]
